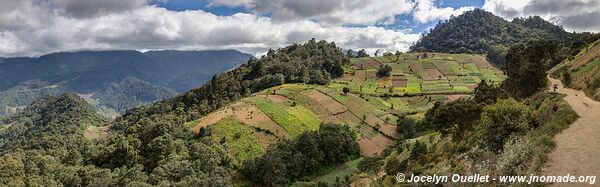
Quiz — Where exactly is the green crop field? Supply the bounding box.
[246,97,321,138]
[209,117,264,163]
[337,53,505,96]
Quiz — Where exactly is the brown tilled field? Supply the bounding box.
[358,137,385,157]
[371,135,394,149]
[266,94,289,103]
[192,102,290,138]
[307,91,347,114]
[409,63,424,72]
[360,59,381,69]
[353,71,366,84]
[425,68,444,80]
[471,56,489,69]
[392,80,407,87]
[378,124,400,139]
[365,114,385,127]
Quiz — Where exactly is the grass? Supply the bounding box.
[209,117,264,163]
[307,158,362,184]
[247,97,321,138]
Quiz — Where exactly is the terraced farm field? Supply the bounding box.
[189,53,505,177]
[337,53,505,96]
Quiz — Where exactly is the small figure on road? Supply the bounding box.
[553,83,559,92]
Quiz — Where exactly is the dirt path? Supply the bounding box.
[544,77,600,184]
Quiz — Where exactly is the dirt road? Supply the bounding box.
[544,78,600,185]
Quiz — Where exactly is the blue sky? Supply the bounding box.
[153,0,485,34]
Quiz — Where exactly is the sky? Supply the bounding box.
[0,0,599,57]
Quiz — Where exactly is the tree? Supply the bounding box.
[346,50,354,58]
[357,49,369,58]
[475,99,532,153]
[376,65,392,78]
[502,39,557,99]
[342,87,350,95]
[487,45,508,67]
[396,115,416,139]
[410,141,427,160]
[473,81,506,104]
[421,99,482,136]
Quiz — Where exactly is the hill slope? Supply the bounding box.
[0,93,106,153]
[550,39,600,101]
[410,9,568,54]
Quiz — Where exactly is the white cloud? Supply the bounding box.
[412,0,475,23]
[0,0,420,57]
[483,0,600,32]
[209,0,415,26]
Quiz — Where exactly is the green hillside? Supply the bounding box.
[0,38,581,187]
[551,39,600,101]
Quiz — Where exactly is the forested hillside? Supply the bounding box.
[409,9,565,54]
[410,9,599,67]
[0,93,106,153]
[92,77,178,112]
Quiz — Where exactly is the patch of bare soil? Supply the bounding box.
[409,63,424,73]
[365,114,385,127]
[425,68,444,80]
[371,135,394,149]
[471,56,489,69]
[266,94,289,103]
[444,94,468,101]
[358,137,385,157]
[392,80,407,87]
[354,71,366,84]
[378,124,400,139]
[191,102,290,138]
[544,78,600,181]
[83,126,109,139]
[308,91,347,114]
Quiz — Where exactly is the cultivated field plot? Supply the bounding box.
[341,53,505,96]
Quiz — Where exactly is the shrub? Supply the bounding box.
[496,137,533,176]
[358,157,384,174]
[376,65,392,78]
[475,99,532,153]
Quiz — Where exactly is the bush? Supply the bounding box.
[475,99,532,153]
[358,157,384,174]
[496,137,533,176]
[376,65,392,78]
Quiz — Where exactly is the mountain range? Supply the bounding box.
[0,50,252,117]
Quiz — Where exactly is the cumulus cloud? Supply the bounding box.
[483,0,600,32]
[0,0,420,57]
[209,0,415,26]
[412,0,475,23]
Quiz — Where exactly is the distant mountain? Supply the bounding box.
[145,50,253,92]
[410,9,569,54]
[0,50,252,116]
[92,76,177,112]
